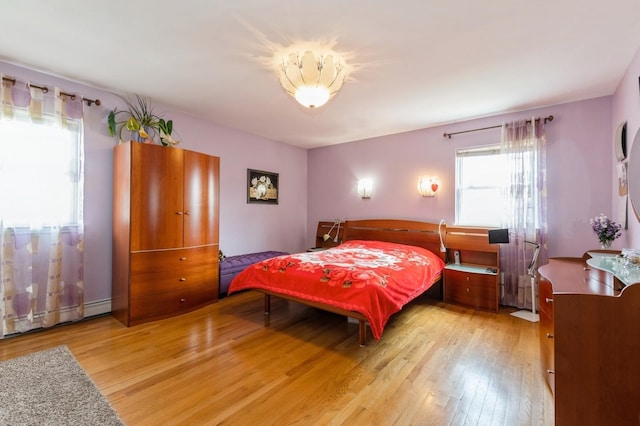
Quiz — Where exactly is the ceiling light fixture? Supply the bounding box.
[277,49,347,109]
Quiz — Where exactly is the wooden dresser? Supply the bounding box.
[443,226,499,312]
[538,255,640,425]
[112,142,220,326]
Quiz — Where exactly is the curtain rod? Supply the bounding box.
[1,76,101,106]
[443,115,553,139]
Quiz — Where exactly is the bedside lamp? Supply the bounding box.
[488,228,541,323]
[323,220,341,243]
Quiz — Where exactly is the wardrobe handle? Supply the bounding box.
[176,211,183,215]
[184,211,191,215]
[179,257,187,261]
[547,369,555,375]
[179,277,186,282]
[546,333,553,339]
[545,297,553,303]
[180,298,186,303]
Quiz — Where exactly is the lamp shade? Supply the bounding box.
[418,176,439,197]
[277,50,347,109]
[357,179,373,199]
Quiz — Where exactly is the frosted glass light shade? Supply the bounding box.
[294,86,331,109]
[418,176,439,197]
[357,179,373,199]
[277,50,347,108]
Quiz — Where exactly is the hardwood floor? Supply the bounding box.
[0,291,554,425]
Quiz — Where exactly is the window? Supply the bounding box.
[455,145,506,227]
[0,117,83,227]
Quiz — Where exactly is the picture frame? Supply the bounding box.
[247,169,279,204]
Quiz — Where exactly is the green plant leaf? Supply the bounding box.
[125,117,140,131]
[108,111,116,137]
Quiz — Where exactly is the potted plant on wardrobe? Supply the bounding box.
[107,95,179,146]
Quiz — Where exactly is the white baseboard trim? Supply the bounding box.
[83,298,112,318]
[58,298,112,323]
[3,299,112,338]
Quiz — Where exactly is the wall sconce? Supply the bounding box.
[418,176,439,197]
[357,179,373,199]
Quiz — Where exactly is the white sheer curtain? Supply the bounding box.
[499,118,547,309]
[0,75,85,337]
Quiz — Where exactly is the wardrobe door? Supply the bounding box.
[130,143,184,251]
[183,151,219,247]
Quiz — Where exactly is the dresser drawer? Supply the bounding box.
[538,277,554,317]
[539,308,555,394]
[444,268,498,311]
[131,245,217,274]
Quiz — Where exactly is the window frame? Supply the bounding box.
[455,144,505,227]
[0,115,84,227]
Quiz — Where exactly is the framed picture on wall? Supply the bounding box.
[247,169,279,204]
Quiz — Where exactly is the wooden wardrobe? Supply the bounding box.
[112,142,220,326]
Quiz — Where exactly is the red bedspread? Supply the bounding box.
[228,240,445,340]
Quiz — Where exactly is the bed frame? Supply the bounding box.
[261,219,447,346]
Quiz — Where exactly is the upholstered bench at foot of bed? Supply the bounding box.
[219,251,288,297]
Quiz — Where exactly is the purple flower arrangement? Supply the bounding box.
[589,214,622,248]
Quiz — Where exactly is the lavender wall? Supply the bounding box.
[4,43,639,310]
[0,61,308,307]
[612,45,640,249]
[308,97,614,258]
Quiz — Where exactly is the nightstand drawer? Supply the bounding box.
[444,268,498,311]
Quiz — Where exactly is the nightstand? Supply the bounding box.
[443,226,500,312]
[444,264,499,312]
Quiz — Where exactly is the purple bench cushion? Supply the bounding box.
[219,251,288,295]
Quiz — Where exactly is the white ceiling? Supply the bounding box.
[1,1,639,149]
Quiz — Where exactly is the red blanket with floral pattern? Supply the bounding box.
[228,240,445,340]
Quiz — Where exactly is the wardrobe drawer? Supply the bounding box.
[131,245,217,274]
[130,265,217,297]
[129,285,217,325]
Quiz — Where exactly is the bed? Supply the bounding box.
[227,219,447,345]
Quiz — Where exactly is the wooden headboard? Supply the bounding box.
[342,219,447,260]
[444,226,499,267]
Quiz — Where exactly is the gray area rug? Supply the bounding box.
[0,345,124,425]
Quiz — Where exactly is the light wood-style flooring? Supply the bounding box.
[0,291,554,425]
